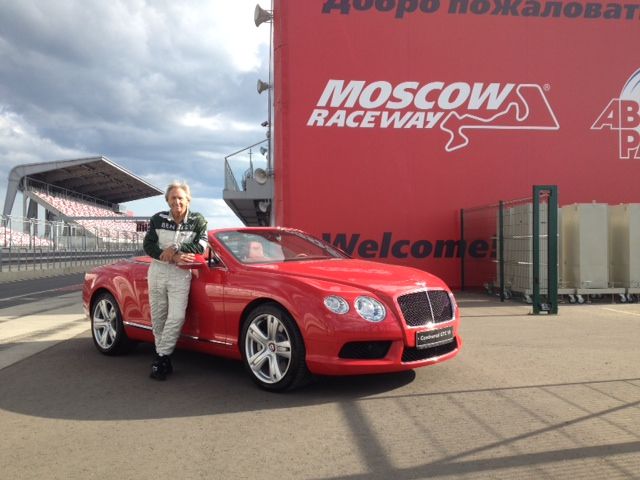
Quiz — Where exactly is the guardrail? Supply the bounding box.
[1,214,146,250]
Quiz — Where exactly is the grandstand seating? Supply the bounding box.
[32,191,138,235]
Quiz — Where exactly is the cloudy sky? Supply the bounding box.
[0,0,271,227]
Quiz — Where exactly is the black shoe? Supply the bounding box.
[162,355,173,375]
[149,356,167,381]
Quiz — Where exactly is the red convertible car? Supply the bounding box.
[83,228,461,391]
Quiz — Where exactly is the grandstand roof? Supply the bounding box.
[3,156,163,216]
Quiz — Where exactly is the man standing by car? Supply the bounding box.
[143,181,208,380]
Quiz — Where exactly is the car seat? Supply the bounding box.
[247,241,267,261]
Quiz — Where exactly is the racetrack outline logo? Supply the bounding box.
[440,84,560,151]
[307,79,560,152]
[591,68,640,159]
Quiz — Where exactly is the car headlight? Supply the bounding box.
[354,296,386,322]
[324,295,349,314]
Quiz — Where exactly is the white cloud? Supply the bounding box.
[0,108,87,217]
[186,1,270,72]
[0,108,87,174]
[179,109,259,132]
[194,197,245,228]
[0,1,271,224]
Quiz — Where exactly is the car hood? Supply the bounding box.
[251,259,448,296]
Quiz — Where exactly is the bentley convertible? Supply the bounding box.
[83,227,461,391]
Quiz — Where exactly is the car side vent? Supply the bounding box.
[339,341,391,360]
[397,290,453,327]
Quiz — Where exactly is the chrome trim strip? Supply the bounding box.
[407,319,456,330]
[123,321,232,346]
[124,321,152,330]
[402,346,459,364]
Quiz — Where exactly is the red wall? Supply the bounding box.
[274,0,640,286]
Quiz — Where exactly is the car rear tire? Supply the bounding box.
[241,304,311,392]
[91,292,132,356]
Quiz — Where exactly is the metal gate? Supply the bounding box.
[461,185,558,314]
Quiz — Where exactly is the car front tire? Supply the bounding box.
[241,304,311,392]
[91,292,132,355]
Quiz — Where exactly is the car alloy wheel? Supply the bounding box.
[91,292,131,355]
[242,304,311,391]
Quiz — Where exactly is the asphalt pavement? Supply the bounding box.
[0,280,639,480]
[0,272,85,308]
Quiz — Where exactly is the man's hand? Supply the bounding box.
[159,246,177,262]
[174,252,196,264]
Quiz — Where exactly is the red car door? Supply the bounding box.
[186,263,228,347]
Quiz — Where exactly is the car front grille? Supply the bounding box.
[402,337,458,363]
[397,290,453,327]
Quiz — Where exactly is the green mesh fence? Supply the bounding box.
[461,186,558,314]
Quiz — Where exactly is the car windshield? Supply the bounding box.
[215,229,348,264]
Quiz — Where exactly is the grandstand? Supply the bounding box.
[2,156,163,249]
[29,186,138,234]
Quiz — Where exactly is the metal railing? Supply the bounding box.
[1,215,144,249]
[0,214,145,274]
[224,139,268,193]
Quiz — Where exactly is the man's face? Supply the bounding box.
[167,187,189,219]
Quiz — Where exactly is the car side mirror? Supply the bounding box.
[207,248,222,268]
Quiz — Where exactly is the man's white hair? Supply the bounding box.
[165,181,192,202]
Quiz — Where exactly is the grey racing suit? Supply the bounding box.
[143,210,208,356]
